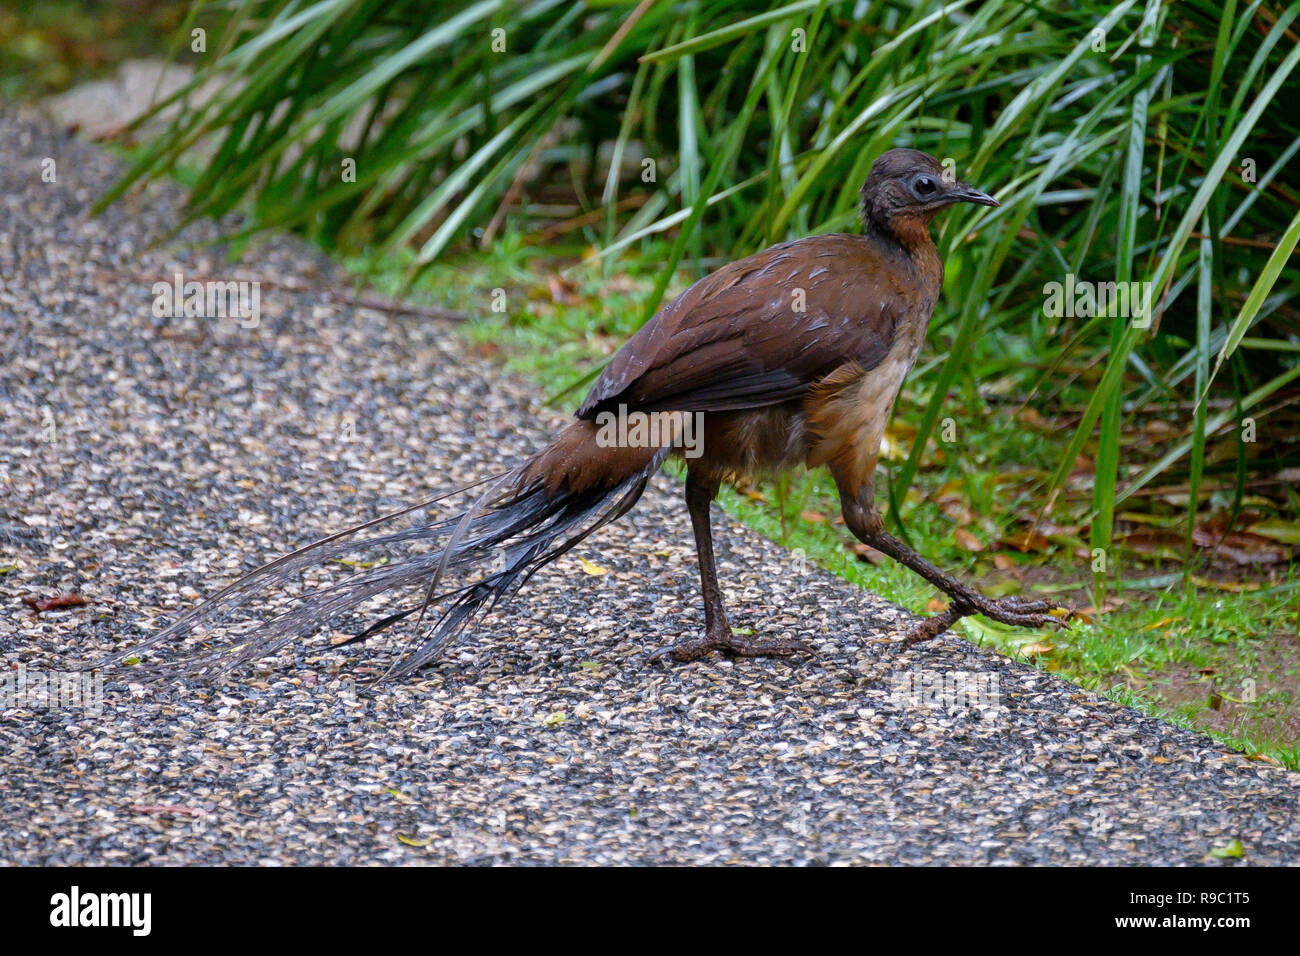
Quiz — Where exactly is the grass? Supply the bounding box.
[358,234,1300,769]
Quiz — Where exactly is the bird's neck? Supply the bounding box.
[863,213,943,290]
[887,214,936,256]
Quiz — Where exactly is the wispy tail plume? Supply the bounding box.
[95,424,669,681]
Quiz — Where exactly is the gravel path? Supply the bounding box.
[2,107,1296,865]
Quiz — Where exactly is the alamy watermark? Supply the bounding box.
[889,667,1000,721]
[50,886,150,936]
[593,405,704,459]
[152,271,261,329]
[1,665,104,716]
[1043,274,1153,328]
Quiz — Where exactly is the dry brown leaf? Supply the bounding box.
[1191,526,1290,565]
[939,500,974,526]
[1015,407,1051,429]
[847,542,885,565]
[1143,616,1181,631]
[547,275,580,304]
[21,593,87,614]
[1190,575,1262,593]
[999,531,1051,553]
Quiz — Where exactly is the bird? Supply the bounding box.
[97,147,1068,681]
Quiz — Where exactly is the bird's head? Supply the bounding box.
[859,148,997,246]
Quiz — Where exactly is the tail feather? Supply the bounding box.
[93,425,669,681]
[383,459,660,680]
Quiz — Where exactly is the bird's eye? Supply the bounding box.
[912,176,937,198]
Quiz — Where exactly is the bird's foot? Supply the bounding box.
[902,594,1072,647]
[648,627,810,663]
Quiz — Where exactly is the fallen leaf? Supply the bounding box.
[1191,575,1262,593]
[1143,418,1179,437]
[1247,518,1300,545]
[953,528,984,552]
[1014,513,1084,536]
[129,804,204,817]
[1116,511,1180,528]
[999,531,1051,553]
[800,510,826,524]
[1191,526,1290,564]
[1075,598,1120,615]
[1015,407,1052,429]
[22,593,87,614]
[397,834,433,847]
[1143,616,1181,631]
[546,275,572,304]
[848,542,885,565]
[578,557,609,576]
[878,430,909,461]
[1020,643,1055,657]
[1118,528,1185,561]
[939,499,974,526]
[330,556,389,569]
[1207,839,1244,860]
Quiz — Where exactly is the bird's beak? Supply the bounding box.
[952,182,999,207]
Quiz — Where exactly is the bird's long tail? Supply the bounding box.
[93,421,670,681]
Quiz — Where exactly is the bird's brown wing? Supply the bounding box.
[577,234,913,419]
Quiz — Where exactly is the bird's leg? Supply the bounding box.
[838,488,1070,645]
[651,471,808,662]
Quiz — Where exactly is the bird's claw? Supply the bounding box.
[647,630,811,664]
[903,594,1073,646]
